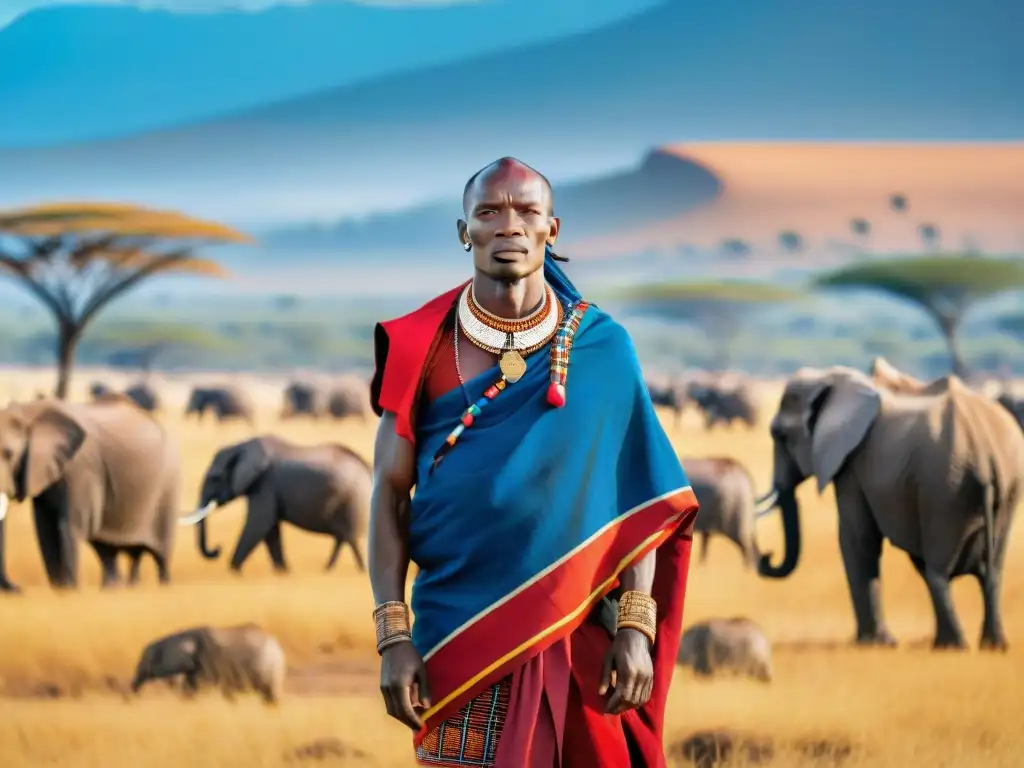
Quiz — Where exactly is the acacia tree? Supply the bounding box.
[815,256,1024,378]
[614,280,799,369]
[918,223,940,250]
[0,203,250,398]
[719,238,751,259]
[850,217,872,254]
[778,230,804,255]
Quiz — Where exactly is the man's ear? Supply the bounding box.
[456,219,469,247]
[547,216,560,245]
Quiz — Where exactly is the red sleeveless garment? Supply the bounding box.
[421,321,461,405]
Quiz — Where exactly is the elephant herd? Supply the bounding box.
[88,375,373,424]
[683,357,1024,653]
[5,359,1022,658]
[647,371,759,432]
[0,381,375,594]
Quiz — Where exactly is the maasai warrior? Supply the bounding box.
[368,157,699,767]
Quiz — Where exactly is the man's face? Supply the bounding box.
[458,165,558,283]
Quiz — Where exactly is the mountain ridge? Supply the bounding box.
[0,0,662,146]
[1,0,1020,224]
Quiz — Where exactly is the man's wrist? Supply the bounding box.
[617,626,654,651]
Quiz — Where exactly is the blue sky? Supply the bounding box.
[0,0,476,28]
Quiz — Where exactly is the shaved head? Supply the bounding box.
[462,157,553,215]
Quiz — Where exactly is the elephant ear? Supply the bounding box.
[25,409,86,498]
[808,374,881,493]
[231,440,271,496]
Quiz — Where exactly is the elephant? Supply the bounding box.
[123,381,161,412]
[89,381,115,400]
[756,366,1024,651]
[326,375,372,420]
[996,392,1024,433]
[184,385,255,425]
[646,378,687,430]
[872,357,1024,437]
[0,397,181,592]
[681,456,768,568]
[281,380,327,419]
[679,617,773,682]
[181,436,371,573]
[91,381,160,412]
[131,623,285,704]
[868,356,928,395]
[686,375,759,430]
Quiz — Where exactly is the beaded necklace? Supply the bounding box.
[429,294,591,473]
[458,283,562,383]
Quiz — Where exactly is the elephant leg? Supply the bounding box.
[90,541,121,588]
[230,491,277,572]
[152,549,170,584]
[726,527,754,569]
[348,540,366,572]
[835,477,895,646]
[978,486,1008,651]
[738,533,757,569]
[33,487,78,588]
[922,566,966,650]
[325,539,343,571]
[697,531,710,563]
[977,568,1007,651]
[263,523,288,573]
[127,549,143,586]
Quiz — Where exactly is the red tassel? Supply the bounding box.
[546,383,566,407]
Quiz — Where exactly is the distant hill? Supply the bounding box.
[0,0,1020,224]
[569,142,1024,260]
[0,0,661,146]
[262,149,722,256]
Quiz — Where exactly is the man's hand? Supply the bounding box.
[598,627,654,715]
[379,640,432,731]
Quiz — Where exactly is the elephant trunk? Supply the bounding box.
[130,661,150,693]
[179,501,222,559]
[756,487,801,579]
[197,518,222,560]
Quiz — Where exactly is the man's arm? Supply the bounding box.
[368,411,416,605]
[618,549,656,596]
[370,412,432,731]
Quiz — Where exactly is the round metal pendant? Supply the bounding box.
[499,350,528,383]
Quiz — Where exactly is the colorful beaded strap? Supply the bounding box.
[546,300,589,407]
[429,299,590,474]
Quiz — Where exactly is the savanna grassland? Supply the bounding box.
[0,370,1022,767]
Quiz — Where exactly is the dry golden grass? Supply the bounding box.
[0,368,1022,767]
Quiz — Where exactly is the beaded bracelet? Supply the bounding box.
[616,590,658,646]
[377,633,413,655]
[373,601,411,654]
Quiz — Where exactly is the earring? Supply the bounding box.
[463,242,472,252]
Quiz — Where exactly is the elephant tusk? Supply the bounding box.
[0,493,7,522]
[755,488,779,518]
[179,501,218,526]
